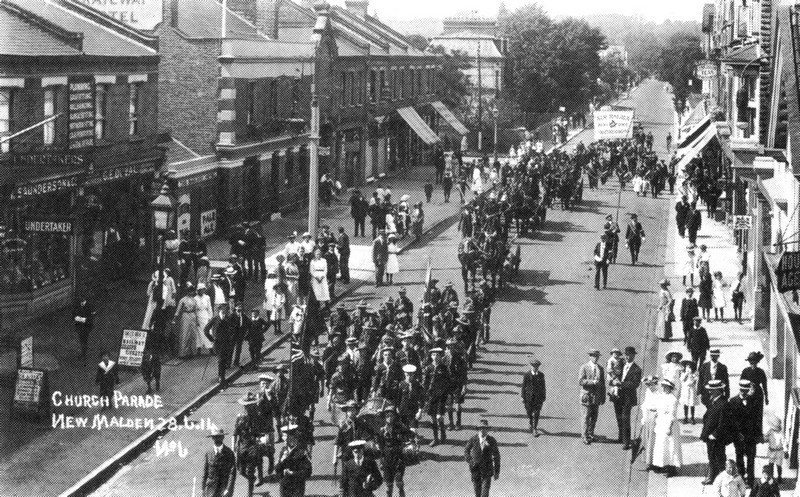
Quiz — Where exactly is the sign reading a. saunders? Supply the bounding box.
[777,251,800,293]
[593,110,635,140]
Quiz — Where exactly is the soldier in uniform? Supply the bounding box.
[398,364,423,434]
[445,337,468,430]
[270,364,290,440]
[422,347,451,446]
[479,281,495,344]
[256,373,277,482]
[340,440,384,497]
[233,392,264,497]
[274,425,313,497]
[372,346,403,404]
[442,281,459,309]
[396,333,421,370]
[377,406,414,497]
[396,288,413,317]
[202,427,236,497]
[333,400,365,465]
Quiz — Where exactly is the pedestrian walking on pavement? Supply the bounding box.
[750,464,781,497]
[73,298,95,361]
[411,202,425,241]
[731,272,745,322]
[372,229,389,287]
[338,227,351,284]
[203,426,236,497]
[687,202,702,245]
[464,419,501,497]
[651,379,682,476]
[689,318,711,373]
[195,284,214,355]
[729,379,760,488]
[640,376,660,468]
[351,190,369,238]
[578,349,606,444]
[625,213,645,265]
[741,351,769,441]
[675,196,690,239]
[311,247,331,304]
[661,351,683,399]
[204,305,235,383]
[682,244,696,287]
[712,271,727,322]
[699,269,713,321]
[521,356,546,436]
[711,459,747,496]
[680,288,699,345]
[657,279,674,341]
[173,282,199,358]
[593,234,611,290]
[141,347,161,394]
[96,351,119,411]
[679,360,699,424]
[614,346,642,449]
[699,349,730,402]
[765,415,784,483]
[386,234,399,285]
[701,381,732,485]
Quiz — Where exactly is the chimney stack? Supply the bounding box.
[344,0,368,17]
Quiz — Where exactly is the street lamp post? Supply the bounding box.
[491,106,499,161]
[151,183,175,314]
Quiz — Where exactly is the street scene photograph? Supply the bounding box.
[1,0,798,496]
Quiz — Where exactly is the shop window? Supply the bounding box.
[357,71,364,105]
[399,69,405,99]
[95,84,108,140]
[349,72,356,107]
[269,79,278,116]
[369,70,377,103]
[341,71,347,107]
[417,69,422,96]
[0,88,10,153]
[391,69,397,100]
[128,83,140,136]
[379,70,386,102]
[247,80,256,125]
[43,87,57,145]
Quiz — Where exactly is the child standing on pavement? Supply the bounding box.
[679,360,698,424]
[712,271,727,322]
[682,244,696,287]
[606,348,624,400]
[766,414,784,483]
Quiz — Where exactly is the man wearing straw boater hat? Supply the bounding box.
[700,379,732,485]
[274,424,312,497]
[340,439,384,496]
[728,379,760,487]
[202,426,236,497]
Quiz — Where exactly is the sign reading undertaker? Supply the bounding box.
[777,251,800,293]
[22,217,74,234]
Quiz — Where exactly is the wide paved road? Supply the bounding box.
[91,80,675,497]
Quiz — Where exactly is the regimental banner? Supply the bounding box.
[68,76,95,150]
[593,110,635,140]
[22,216,74,234]
[76,0,163,30]
[118,329,148,368]
[19,337,33,368]
[777,251,800,293]
[201,209,217,238]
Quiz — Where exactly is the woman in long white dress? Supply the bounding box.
[652,379,683,474]
[194,283,214,355]
[385,208,397,236]
[310,248,330,303]
[471,165,483,195]
[682,245,696,287]
[661,351,683,398]
[386,234,399,284]
[640,376,660,468]
[712,271,727,322]
[172,283,199,358]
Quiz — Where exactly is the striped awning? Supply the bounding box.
[397,107,440,145]
[431,101,469,135]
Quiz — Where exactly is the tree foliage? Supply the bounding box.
[499,6,606,116]
[657,32,703,113]
[405,34,429,52]
[428,44,472,114]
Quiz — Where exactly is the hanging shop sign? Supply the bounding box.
[733,215,752,231]
[22,216,74,234]
[68,76,95,150]
[776,251,800,293]
[201,209,217,238]
[696,60,718,80]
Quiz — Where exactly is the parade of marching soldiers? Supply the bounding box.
[198,119,682,497]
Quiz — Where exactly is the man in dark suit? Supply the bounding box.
[275,425,313,497]
[338,227,351,284]
[614,346,643,449]
[73,298,95,361]
[698,349,729,406]
[202,427,236,497]
[372,229,389,287]
[687,202,702,244]
[701,380,732,485]
[679,288,699,345]
[593,234,612,290]
[675,196,690,238]
[350,190,369,238]
[521,356,546,435]
[340,440,384,497]
[625,213,645,265]
[229,302,250,367]
[464,419,501,497]
[729,379,760,487]
[688,316,710,368]
[204,305,235,383]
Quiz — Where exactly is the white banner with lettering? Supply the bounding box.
[77,0,163,30]
[593,110,635,140]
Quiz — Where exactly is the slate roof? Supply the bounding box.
[2,0,157,56]
[428,36,504,59]
[173,0,267,40]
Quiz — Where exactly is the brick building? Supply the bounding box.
[154,0,336,234]
[0,0,164,320]
[241,0,465,188]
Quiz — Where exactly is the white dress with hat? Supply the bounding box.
[682,251,696,279]
[640,387,659,467]
[194,292,214,350]
[310,256,330,302]
[652,391,683,468]
[712,277,726,309]
[661,362,683,398]
[679,370,699,407]
[386,242,399,275]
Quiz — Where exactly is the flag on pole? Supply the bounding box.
[425,255,432,288]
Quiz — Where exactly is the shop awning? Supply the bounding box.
[674,121,717,173]
[677,114,711,150]
[431,101,469,135]
[680,101,708,137]
[397,107,440,145]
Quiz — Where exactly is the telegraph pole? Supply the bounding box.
[477,42,483,153]
[308,80,320,234]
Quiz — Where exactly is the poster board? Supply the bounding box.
[593,110,635,140]
[118,329,148,368]
[12,368,49,421]
[733,215,752,231]
[201,209,217,238]
[19,336,33,368]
